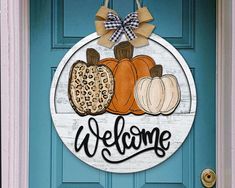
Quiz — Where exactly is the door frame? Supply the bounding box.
[216,1,235,187]
[1,0,29,187]
[1,0,234,187]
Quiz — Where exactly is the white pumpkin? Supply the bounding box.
[134,65,181,115]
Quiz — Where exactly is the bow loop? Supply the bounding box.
[104,12,122,30]
[104,11,139,43]
[106,12,121,21]
[123,12,139,27]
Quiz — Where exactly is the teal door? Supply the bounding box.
[30,0,216,187]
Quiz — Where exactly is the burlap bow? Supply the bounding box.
[95,6,155,48]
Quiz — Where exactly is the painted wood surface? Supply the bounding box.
[30,0,216,187]
[50,34,196,173]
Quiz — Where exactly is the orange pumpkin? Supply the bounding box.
[98,41,156,115]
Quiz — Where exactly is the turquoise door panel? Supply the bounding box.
[30,0,216,188]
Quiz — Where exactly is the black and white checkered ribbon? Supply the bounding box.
[104,12,139,42]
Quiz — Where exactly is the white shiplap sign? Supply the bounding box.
[50,33,197,173]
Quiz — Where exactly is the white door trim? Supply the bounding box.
[1,0,234,187]
[216,0,235,187]
[1,0,29,188]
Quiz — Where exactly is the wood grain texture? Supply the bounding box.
[50,33,197,173]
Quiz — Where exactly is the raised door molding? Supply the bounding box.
[52,0,194,49]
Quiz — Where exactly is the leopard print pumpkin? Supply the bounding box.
[68,48,114,116]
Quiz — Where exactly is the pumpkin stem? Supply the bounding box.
[150,65,163,77]
[114,41,134,60]
[86,48,100,66]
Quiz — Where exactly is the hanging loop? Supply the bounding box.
[104,0,141,9]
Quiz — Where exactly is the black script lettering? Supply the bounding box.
[114,116,125,154]
[130,126,142,149]
[74,116,172,163]
[141,128,170,157]
[74,118,99,157]
[160,131,171,150]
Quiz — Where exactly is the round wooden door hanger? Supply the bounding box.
[50,33,197,173]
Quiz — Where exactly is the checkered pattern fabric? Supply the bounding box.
[104,11,139,43]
